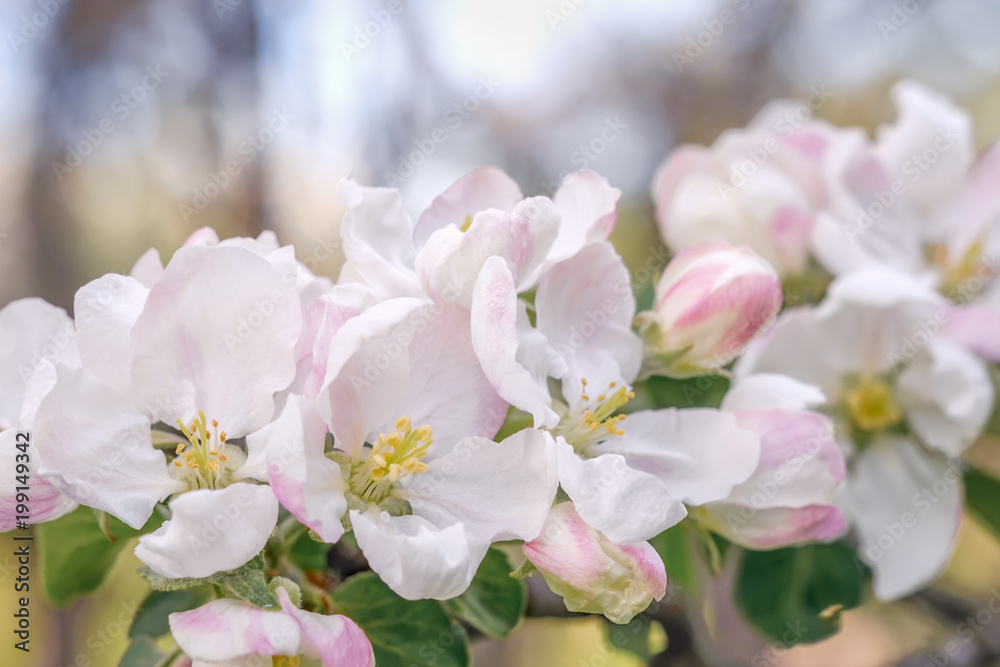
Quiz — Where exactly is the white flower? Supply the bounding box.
[32,243,303,578]
[169,586,374,667]
[265,298,558,600]
[738,267,993,599]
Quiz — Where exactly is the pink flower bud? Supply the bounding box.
[523,503,667,624]
[637,242,781,377]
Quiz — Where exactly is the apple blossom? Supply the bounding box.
[738,266,993,599]
[523,502,667,624]
[635,243,782,378]
[31,243,303,578]
[169,586,374,667]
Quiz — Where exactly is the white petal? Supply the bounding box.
[0,298,78,430]
[700,502,845,550]
[262,397,349,544]
[556,438,686,544]
[537,241,642,389]
[845,437,962,601]
[130,245,302,438]
[722,373,826,413]
[135,484,279,579]
[413,166,523,246]
[130,248,164,288]
[896,340,993,457]
[337,179,423,299]
[547,170,621,265]
[470,256,559,428]
[350,510,485,600]
[405,429,558,544]
[33,364,181,528]
[169,598,300,661]
[594,409,760,506]
[74,274,148,391]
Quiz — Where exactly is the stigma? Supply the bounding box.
[846,376,902,432]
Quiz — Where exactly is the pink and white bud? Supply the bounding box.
[637,243,782,378]
[523,503,667,624]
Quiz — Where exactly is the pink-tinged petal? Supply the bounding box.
[259,396,348,544]
[874,80,974,214]
[651,145,708,238]
[896,339,993,458]
[845,437,962,601]
[547,170,622,264]
[594,408,761,507]
[930,143,1000,253]
[415,197,561,306]
[130,245,302,438]
[183,227,221,247]
[947,305,1000,362]
[729,409,844,508]
[130,248,164,288]
[722,373,826,413]
[524,503,667,624]
[770,205,815,275]
[556,438,687,544]
[470,256,560,428]
[0,429,77,531]
[638,243,781,377]
[169,598,300,661]
[33,364,182,529]
[293,289,361,403]
[537,241,642,392]
[276,588,375,667]
[337,179,423,300]
[0,298,78,430]
[74,274,148,392]
[351,510,485,600]
[700,503,845,550]
[413,166,523,246]
[135,484,278,579]
[405,429,559,544]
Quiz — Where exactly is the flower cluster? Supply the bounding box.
[2,78,995,664]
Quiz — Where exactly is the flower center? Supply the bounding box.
[933,239,992,299]
[551,379,635,455]
[349,416,432,504]
[460,214,474,232]
[846,376,902,432]
[273,657,301,667]
[170,412,244,490]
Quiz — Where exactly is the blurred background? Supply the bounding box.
[3,0,1000,665]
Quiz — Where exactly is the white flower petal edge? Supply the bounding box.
[135,483,279,579]
[845,437,962,601]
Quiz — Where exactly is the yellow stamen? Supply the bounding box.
[351,416,432,503]
[846,376,902,432]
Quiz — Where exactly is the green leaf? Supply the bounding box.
[38,506,161,606]
[118,636,171,667]
[288,529,332,571]
[965,466,1000,538]
[334,572,469,667]
[735,542,866,646]
[642,374,730,410]
[443,548,525,639]
[650,523,697,595]
[138,552,278,609]
[602,615,652,661]
[129,587,213,639]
